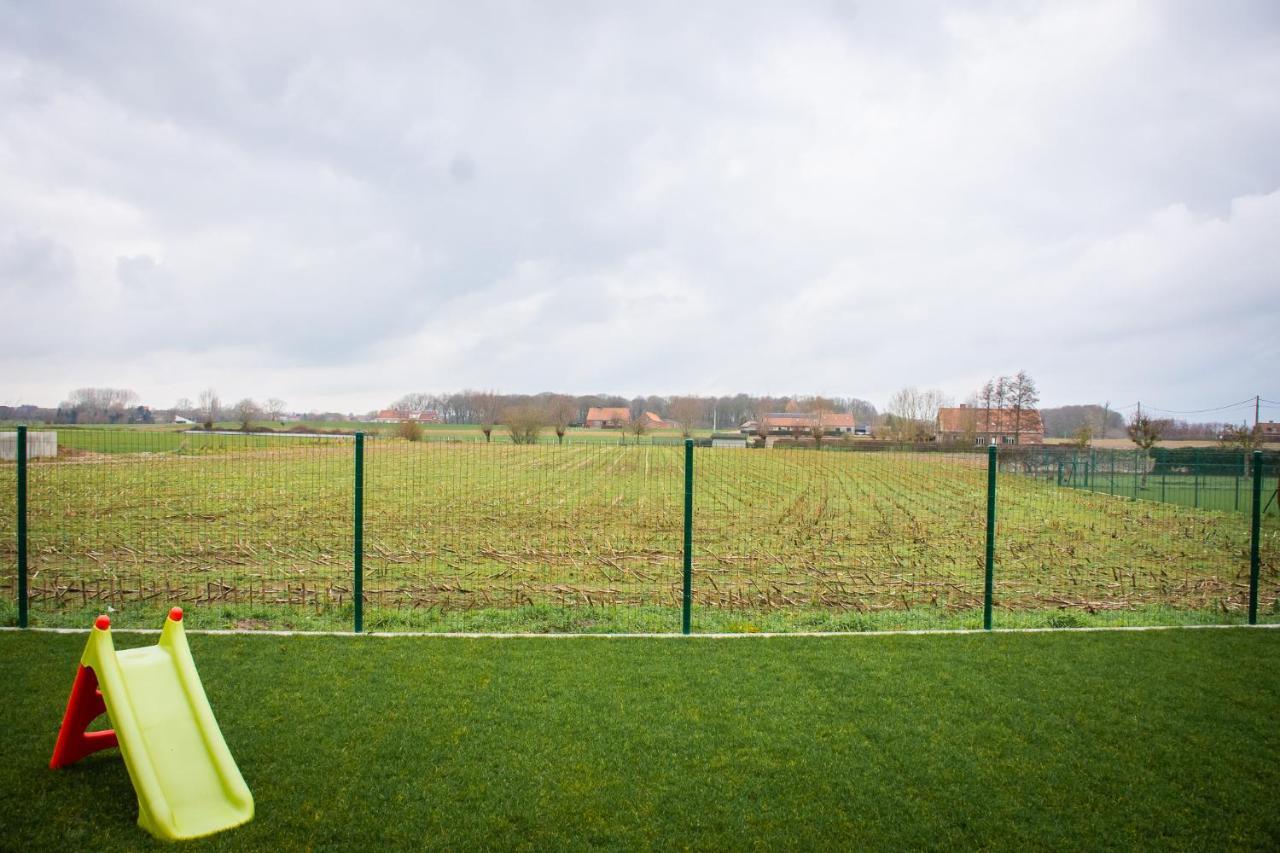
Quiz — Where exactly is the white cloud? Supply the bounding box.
[0,1,1277,411]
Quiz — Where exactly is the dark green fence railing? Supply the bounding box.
[3,429,1276,633]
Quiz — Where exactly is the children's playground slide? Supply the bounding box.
[49,608,254,841]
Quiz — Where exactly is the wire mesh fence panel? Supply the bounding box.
[692,446,988,632]
[1046,447,1280,517]
[362,440,683,632]
[0,434,16,619]
[22,428,353,628]
[6,427,1278,633]
[1259,456,1280,624]
[995,446,1255,627]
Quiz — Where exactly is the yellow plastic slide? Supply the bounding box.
[49,609,254,841]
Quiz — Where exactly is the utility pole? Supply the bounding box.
[1256,395,1261,428]
[1136,401,1141,421]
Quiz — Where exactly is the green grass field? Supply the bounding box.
[2,628,1278,850]
[36,422,707,453]
[2,437,1276,631]
[1059,471,1278,516]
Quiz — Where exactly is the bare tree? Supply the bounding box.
[751,406,772,444]
[392,392,435,415]
[173,398,194,419]
[265,398,287,421]
[233,398,260,432]
[546,395,578,445]
[474,391,502,442]
[1008,371,1039,444]
[668,396,706,438]
[625,413,650,443]
[197,388,220,430]
[1126,413,1168,485]
[802,396,835,447]
[886,387,950,442]
[1094,400,1113,440]
[504,404,546,445]
[63,387,140,423]
[979,380,996,435]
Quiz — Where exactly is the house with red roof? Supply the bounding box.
[584,407,632,429]
[936,404,1044,445]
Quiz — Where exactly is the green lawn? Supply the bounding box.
[1055,471,1279,517]
[2,628,1278,850]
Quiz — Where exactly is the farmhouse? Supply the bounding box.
[936,404,1044,445]
[639,411,671,429]
[373,409,442,424]
[584,407,632,429]
[739,412,857,436]
[1260,421,1280,440]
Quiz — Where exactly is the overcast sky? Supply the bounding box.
[2,1,1278,418]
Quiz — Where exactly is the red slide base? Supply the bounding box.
[49,665,118,769]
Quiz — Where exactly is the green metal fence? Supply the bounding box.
[2,427,1276,632]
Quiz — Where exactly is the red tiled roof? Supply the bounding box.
[937,407,1044,435]
[763,412,855,429]
[585,406,631,422]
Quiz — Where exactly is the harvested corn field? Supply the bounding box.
[1,431,1275,631]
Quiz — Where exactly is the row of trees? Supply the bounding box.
[879,372,1041,443]
[388,391,880,433]
[51,388,151,424]
[166,391,288,430]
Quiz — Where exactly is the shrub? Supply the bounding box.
[504,405,545,445]
[396,420,423,442]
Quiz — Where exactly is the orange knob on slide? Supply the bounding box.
[95,615,111,630]
[169,607,183,622]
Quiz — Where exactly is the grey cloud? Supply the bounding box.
[0,1,1277,409]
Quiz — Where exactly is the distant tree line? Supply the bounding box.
[387,391,880,433]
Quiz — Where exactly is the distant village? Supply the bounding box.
[4,375,1276,448]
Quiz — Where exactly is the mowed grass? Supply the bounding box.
[1059,471,1278,517]
[1,441,1276,630]
[2,629,1279,850]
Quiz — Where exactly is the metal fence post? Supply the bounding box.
[984,444,996,630]
[1056,459,1064,487]
[354,432,364,633]
[1249,450,1262,625]
[682,439,694,635]
[16,425,28,629]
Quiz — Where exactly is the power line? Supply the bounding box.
[1142,397,1259,416]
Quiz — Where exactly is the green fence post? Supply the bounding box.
[1109,450,1115,496]
[1249,451,1262,625]
[1235,476,1240,512]
[682,439,694,635]
[354,432,364,633]
[16,425,28,629]
[1056,458,1063,487]
[1161,472,1166,503]
[984,444,996,630]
